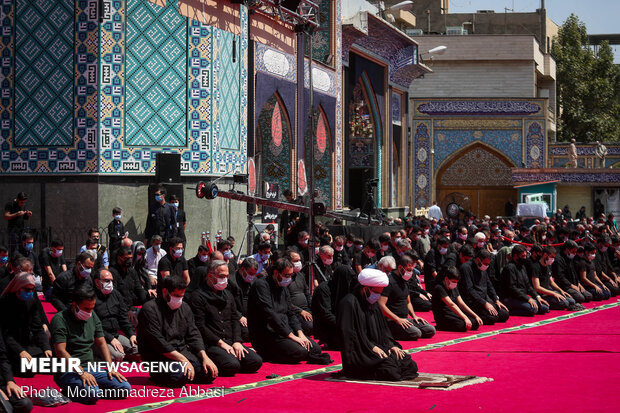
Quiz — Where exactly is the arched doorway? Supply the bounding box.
[436,144,517,218]
[347,72,381,209]
[257,93,292,193]
[305,106,333,207]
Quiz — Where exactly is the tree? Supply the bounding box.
[551,14,620,142]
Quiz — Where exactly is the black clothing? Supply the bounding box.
[0,294,50,372]
[458,260,499,308]
[189,286,242,347]
[501,261,538,302]
[109,263,148,307]
[229,271,252,317]
[107,219,125,258]
[315,260,333,284]
[530,261,553,290]
[50,268,94,311]
[575,257,598,284]
[17,248,40,277]
[39,247,66,291]
[145,202,175,243]
[187,256,208,292]
[432,283,480,332]
[93,289,134,343]
[552,253,579,291]
[4,201,28,234]
[423,249,456,290]
[0,333,34,413]
[156,255,188,295]
[353,251,376,271]
[337,286,418,381]
[172,208,187,243]
[311,265,356,349]
[288,272,311,313]
[333,248,350,267]
[205,344,262,376]
[407,271,432,312]
[381,272,410,318]
[137,298,205,362]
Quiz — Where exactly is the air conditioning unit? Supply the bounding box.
[446,26,468,35]
[406,28,424,36]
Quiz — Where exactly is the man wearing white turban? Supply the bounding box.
[335,269,418,381]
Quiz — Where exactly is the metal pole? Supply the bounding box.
[307,26,316,292]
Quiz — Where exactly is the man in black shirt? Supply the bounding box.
[187,245,210,292]
[228,257,259,342]
[353,239,380,274]
[109,247,149,322]
[16,233,41,289]
[287,251,313,335]
[423,237,456,290]
[39,239,67,301]
[107,207,125,261]
[169,195,187,247]
[576,244,611,301]
[137,276,218,387]
[459,249,509,325]
[144,186,176,249]
[50,252,95,312]
[432,267,482,332]
[3,192,31,255]
[189,261,262,377]
[157,237,189,296]
[378,255,435,340]
[501,245,549,316]
[315,245,334,286]
[594,236,620,296]
[552,240,593,303]
[0,332,33,413]
[247,258,329,365]
[92,268,137,362]
[530,246,577,310]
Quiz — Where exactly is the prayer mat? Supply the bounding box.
[326,372,493,390]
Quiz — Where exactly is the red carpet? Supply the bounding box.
[23,299,620,412]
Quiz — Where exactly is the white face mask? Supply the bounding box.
[314,247,320,255]
[213,277,228,291]
[402,270,413,281]
[199,254,209,262]
[322,257,333,266]
[74,307,92,321]
[346,242,354,248]
[587,254,596,261]
[366,291,381,304]
[478,263,489,272]
[242,272,256,283]
[334,245,344,252]
[293,261,303,273]
[546,257,555,266]
[447,281,458,289]
[439,247,448,255]
[100,280,114,295]
[381,244,389,252]
[567,253,576,260]
[477,241,485,248]
[167,295,183,310]
[458,233,468,241]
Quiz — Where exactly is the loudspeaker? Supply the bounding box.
[156,153,181,183]
[282,0,302,12]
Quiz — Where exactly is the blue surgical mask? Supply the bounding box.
[0,256,7,264]
[24,243,33,252]
[366,291,381,304]
[114,215,122,221]
[171,202,179,209]
[260,253,270,262]
[278,276,292,287]
[173,249,183,258]
[223,250,232,259]
[19,291,33,301]
[199,254,209,262]
[155,194,162,202]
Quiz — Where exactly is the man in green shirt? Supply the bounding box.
[51,286,130,404]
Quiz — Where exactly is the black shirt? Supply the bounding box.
[107,219,125,256]
[575,257,598,284]
[189,285,241,347]
[353,251,376,270]
[145,202,175,242]
[187,256,208,291]
[0,293,50,355]
[93,289,134,343]
[4,201,28,233]
[432,283,460,319]
[501,261,538,302]
[552,253,578,291]
[381,272,410,318]
[228,271,252,316]
[458,260,498,307]
[247,276,301,342]
[288,271,311,313]
[157,255,188,295]
[172,208,187,242]
[109,263,148,307]
[530,260,552,290]
[423,248,456,289]
[50,268,94,311]
[137,298,205,362]
[39,247,66,290]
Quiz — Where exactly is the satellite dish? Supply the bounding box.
[388,1,414,12]
[439,192,472,219]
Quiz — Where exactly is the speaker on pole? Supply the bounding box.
[155,153,181,183]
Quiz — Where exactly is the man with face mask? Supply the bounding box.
[530,246,579,311]
[17,233,41,284]
[138,276,218,387]
[432,267,483,332]
[187,245,210,292]
[52,286,131,403]
[552,240,592,303]
[353,239,380,275]
[39,239,67,301]
[576,244,611,301]
[51,252,95,312]
[251,242,272,276]
[501,245,550,316]
[315,245,334,286]
[145,235,166,288]
[110,247,148,326]
[337,268,418,380]
[92,269,137,362]
[144,186,176,250]
[332,236,350,267]
[286,251,313,335]
[168,195,186,248]
[423,237,456,291]
[378,256,436,341]
[247,258,330,365]
[157,237,190,297]
[458,249,509,325]
[189,261,262,377]
[79,228,109,269]
[0,272,52,376]
[228,258,259,342]
[594,236,620,296]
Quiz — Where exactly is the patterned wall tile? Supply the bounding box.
[413,121,431,208]
[334,0,343,209]
[525,120,545,168]
[0,0,97,174]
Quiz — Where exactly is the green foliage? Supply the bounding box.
[551,14,620,142]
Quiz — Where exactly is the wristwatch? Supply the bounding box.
[77,367,84,376]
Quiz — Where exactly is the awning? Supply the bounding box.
[342,12,431,89]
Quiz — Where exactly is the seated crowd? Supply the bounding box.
[0,209,619,410]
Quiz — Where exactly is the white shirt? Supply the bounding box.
[428,204,443,220]
[146,246,167,281]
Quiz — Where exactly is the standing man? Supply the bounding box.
[428,201,443,221]
[3,192,31,255]
[568,139,578,168]
[107,207,125,261]
[145,186,175,249]
[169,195,186,248]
